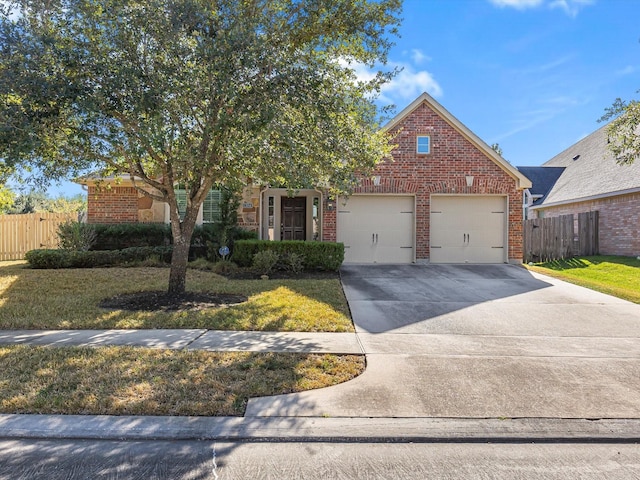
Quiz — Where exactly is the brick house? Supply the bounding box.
[519,123,640,257]
[79,92,532,264]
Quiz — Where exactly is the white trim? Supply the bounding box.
[258,188,321,241]
[531,186,640,210]
[383,92,532,190]
[416,135,431,155]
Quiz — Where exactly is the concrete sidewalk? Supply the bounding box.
[0,329,363,354]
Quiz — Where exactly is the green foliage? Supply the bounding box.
[0,184,14,213]
[57,221,97,251]
[234,240,345,271]
[252,250,280,276]
[88,222,257,260]
[91,223,172,250]
[600,98,640,165]
[0,0,400,292]
[4,191,85,214]
[212,260,239,275]
[5,191,49,214]
[25,246,173,269]
[281,252,305,276]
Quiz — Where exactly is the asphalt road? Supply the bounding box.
[1,439,639,479]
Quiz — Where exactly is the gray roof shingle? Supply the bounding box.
[540,123,640,205]
[516,166,565,205]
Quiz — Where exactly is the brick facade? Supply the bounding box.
[535,192,640,256]
[322,100,525,262]
[87,186,139,224]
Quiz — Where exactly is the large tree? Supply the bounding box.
[600,96,640,165]
[0,0,400,293]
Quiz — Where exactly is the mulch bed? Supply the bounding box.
[99,291,247,312]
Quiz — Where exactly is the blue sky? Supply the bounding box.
[374,0,639,165]
[45,0,640,196]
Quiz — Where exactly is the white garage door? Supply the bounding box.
[430,195,506,263]
[337,195,414,264]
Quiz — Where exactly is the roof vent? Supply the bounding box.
[572,154,580,161]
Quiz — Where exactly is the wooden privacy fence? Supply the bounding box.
[523,211,599,263]
[0,212,77,261]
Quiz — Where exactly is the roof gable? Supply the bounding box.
[516,166,565,204]
[539,123,640,206]
[383,92,531,189]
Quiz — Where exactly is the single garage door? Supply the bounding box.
[430,195,506,263]
[337,195,414,263]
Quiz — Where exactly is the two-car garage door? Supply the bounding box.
[337,194,507,264]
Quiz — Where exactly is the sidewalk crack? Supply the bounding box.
[182,329,208,350]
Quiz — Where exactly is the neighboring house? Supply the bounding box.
[517,166,565,219]
[78,92,532,264]
[518,124,640,257]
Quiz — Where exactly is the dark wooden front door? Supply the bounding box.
[281,197,306,240]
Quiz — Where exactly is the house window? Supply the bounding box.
[417,135,431,154]
[175,186,222,222]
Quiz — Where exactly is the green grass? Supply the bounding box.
[0,262,353,331]
[526,255,640,303]
[0,345,364,416]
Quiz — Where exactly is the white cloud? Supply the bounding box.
[615,65,636,76]
[549,0,595,17]
[488,0,544,9]
[380,65,443,103]
[488,0,594,16]
[344,59,443,106]
[410,49,431,65]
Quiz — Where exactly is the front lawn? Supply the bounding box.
[526,256,640,303]
[0,345,364,416]
[0,262,352,331]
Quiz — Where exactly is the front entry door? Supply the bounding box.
[281,197,306,240]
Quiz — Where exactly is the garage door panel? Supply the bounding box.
[430,196,506,264]
[338,196,414,264]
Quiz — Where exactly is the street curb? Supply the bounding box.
[1,415,639,443]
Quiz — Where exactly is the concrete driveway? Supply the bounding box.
[246,264,640,418]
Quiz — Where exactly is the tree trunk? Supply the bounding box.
[167,208,199,295]
[168,238,190,294]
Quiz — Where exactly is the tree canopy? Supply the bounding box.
[600,97,640,165]
[0,0,401,292]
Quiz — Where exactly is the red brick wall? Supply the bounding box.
[536,192,640,256]
[324,101,524,262]
[87,186,139,224]
[322,200,337,242]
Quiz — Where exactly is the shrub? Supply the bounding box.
[252,250,279,275]
[281,252,304,275]
[89,222,257,261]
[212,260,239,275]
[25,246,172,269]
[233,240,344,271]
[91,223,172,250]
[57,221,97,251]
